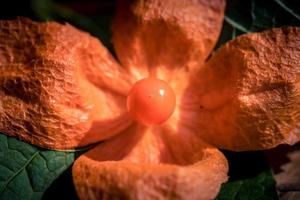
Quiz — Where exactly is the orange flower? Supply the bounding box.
[0,0,300,199]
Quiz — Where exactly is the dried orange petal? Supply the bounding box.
[0,18,132,149]
[181,27,300,151]
[112,0,225,81]
[73,124,228,200]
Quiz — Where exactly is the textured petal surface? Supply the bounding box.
[0,18,132,149]
[180,27,300,151]
[73,124,228,200]
[112,0,225,81]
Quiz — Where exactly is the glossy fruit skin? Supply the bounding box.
[127,77,176,126]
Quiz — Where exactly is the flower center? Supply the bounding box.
[127,77,176,126]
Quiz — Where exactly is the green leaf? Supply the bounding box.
[0,133,75,200]
[216,0,300,47]
[216,170,277,200]
[216,151,278,200]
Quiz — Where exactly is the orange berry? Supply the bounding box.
[127,77,176,125]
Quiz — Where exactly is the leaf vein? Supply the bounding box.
[224,15,250,33]
[0,151,39,195]
[273,0,300,21]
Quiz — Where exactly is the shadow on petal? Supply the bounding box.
[73,124,228,200]
[179,27,300,151]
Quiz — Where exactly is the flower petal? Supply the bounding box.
[73,124,228,200]
[180,27,300,151]
[0,18,133,149]
[112,0,225,80]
